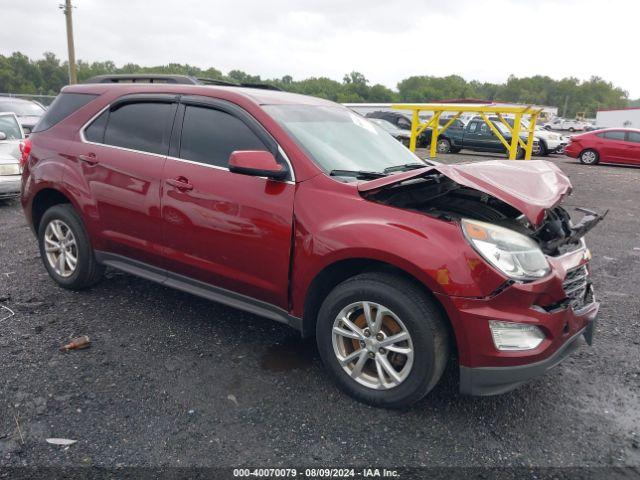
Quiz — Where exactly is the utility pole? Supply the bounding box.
[60,0,77,84]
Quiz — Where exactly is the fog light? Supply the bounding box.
[489,321,545,351]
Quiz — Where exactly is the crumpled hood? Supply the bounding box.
[358,160,572,227]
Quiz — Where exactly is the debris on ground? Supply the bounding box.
[46,438,77,446]
[59,335,91,352]
[0,305,15,322]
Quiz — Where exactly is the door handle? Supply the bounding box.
[166,177,194,191]
[78,153,98,165]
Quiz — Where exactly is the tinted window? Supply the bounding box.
[479,123,491,135]
[603,130,626,140]
[179,106,267,167]
[33,93,97,132]
[104,102,172,155]
[84,110,108,143]
[0,114,23,140]
[467,122,478,133]
[627,132,640,143]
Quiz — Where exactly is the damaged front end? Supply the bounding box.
[358,160,606,257]
[358,160,604,394]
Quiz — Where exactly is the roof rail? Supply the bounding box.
[83,74,282,91]
[82,74,200,84]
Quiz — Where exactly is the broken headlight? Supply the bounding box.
[461,219,550,280]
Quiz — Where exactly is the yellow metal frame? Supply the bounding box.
[392,103,543,160]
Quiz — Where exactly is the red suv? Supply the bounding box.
[20,78,603,407]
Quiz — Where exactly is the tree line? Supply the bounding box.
[0,51,633,118]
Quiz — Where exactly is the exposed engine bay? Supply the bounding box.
[361,173,606,257]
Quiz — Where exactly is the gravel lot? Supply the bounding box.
[0,151,639,472]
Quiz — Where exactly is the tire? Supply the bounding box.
[38,204,104,290]
[532,142,542,156]
[569,127,575,132]
[516,147,526,159]
[436,138,452,154]
[316,272,450,408]
[538,140,548,156]
[579,149,599,165]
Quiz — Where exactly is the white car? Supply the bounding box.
[0,112,24,199]
[544,118,586,132]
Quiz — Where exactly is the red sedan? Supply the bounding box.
[565,128,640,166]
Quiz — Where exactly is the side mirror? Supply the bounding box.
[228,150,287,180]
[0,132,6,141]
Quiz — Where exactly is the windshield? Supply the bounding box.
[264,105,427,176]
[0,100,45,117]
[0,114,23,140]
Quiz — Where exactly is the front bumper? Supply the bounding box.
[459,306,598,395]
[0,175,21,199]
[435,243,599,396]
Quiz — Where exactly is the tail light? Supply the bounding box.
[19,138,32,168]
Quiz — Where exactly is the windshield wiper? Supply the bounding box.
[382,162,430,174]
[329,169,388,180]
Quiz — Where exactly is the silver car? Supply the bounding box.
[0,113,23,199]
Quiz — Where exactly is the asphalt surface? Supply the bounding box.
[0,151,639,472]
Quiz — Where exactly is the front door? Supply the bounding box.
[161,99,295,308]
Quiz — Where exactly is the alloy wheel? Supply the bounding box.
[332,301,414,390]
[44,219,78,278]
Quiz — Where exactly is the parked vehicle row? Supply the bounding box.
[20,78,601,407]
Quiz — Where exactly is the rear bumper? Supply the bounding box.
[0,176,21,198]
[459,307,598,395]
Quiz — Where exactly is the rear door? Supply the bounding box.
[599,130,629,162]
[75,95,177,266]
[624,131,640,165]
[160,96,295,308]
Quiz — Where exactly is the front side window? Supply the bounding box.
[603,130,626,141]
[179,106,267,168]
[264,105,427,176]
[104,102,172,155]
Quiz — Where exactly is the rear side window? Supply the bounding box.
[179,106,267,167]
[33,93,97,132]
[628,131,640,143]
[104,102,172,155]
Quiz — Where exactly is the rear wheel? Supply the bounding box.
[38,204,104,290]
[579,149,599,165]
[436,138,452,154]
[316,272,449,408]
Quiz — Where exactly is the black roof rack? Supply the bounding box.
[83,74,281,91]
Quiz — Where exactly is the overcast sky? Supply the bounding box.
[2,0,638,97]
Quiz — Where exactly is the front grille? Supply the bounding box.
[563,264,591,311]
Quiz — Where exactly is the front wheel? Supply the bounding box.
[316,272,450,408]
[38,204,104,290]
